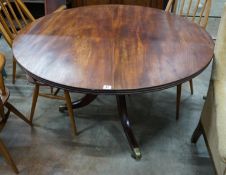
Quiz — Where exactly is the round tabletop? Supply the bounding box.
[13,5,214,95]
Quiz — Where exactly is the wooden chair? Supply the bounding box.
[0,0,77,135]
[0,0,66,84]
[0,53,31,174]
[165,0,212,120]
[0,0,35,84]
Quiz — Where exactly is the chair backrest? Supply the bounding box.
[0,0,35,47]
[165,0,212,29]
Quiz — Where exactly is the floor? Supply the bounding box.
[0,1,224,175]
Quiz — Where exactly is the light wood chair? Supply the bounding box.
[0,53,31,174]
[165,0,212,120]
[0,0,77,135]
[0,0,66,84]
[0,0,35,84]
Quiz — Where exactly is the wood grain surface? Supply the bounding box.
[13,5,214,95]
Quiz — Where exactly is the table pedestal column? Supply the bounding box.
[59,94,141,159]
[116,95,141,160]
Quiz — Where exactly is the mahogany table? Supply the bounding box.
[12,5,214,159]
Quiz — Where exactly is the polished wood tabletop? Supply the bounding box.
[13,5,214,95]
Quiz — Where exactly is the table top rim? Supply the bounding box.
[13,5,214,95]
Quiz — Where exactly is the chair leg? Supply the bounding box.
[189,79,194,95]
[12,57,16,84]
[0,138,19,174]
[64,90,77,135]
[30,84,40,124]
[191,121,203,143]
[176,84,182,120]
[5,102,31,126]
